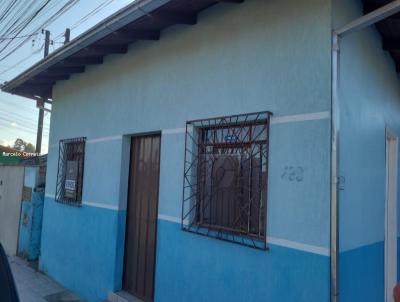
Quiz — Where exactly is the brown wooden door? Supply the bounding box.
[123,134,161,302]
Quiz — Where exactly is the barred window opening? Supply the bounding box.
[182,111,272,250]
[56,137,86,205]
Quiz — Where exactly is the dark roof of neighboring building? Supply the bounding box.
[19,154,47,166]
[363,0,400,73]
[0,145,19,154]
[1,0,243,100]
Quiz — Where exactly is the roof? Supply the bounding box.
[2,0,398,100]
[363,0,400,73]
[1,0,243,100]
[0,145,20,154]
[19,154,47,166]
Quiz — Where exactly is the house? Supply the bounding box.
[2,0,400,301]
[0,164,24,256]
[0,158,46,257]
[17,155,47,261]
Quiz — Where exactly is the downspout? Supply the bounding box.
[331,31,340,302]
[330,2,400,302]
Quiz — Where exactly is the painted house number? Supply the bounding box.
[281,166,304,182]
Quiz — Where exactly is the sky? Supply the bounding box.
[0,0,135,154]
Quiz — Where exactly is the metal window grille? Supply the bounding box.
[56,137,86,205]
[181,111,272,250]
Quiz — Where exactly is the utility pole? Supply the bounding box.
[64,28,70,44]
[43,29,50,57]
[35,29,50,154]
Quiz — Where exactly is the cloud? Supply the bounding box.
[10,122,18,127]
[0,139,12,147]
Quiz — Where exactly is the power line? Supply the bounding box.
[53,0,118,42]
[0,64,28,68]
[0,0,52,58]
[0,0,129,75]
[0,0,81,62]
[0,33,38,40]
[0,119,38,135]
[0,105,49,116]
[0,110,50,130]
[0,121,50,137]
[0,96,44,110]
[0,43,43,76]
[0,0,118,78]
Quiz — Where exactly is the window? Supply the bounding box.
[56,137,86,205]
[182,111,272,250]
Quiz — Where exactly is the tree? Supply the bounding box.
[25,143,35,153]
[13,138,35,152]
[13,138,25,151]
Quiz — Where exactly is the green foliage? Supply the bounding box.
[25,143,36,153]
[13,138,36,152]
[13,138,25,151]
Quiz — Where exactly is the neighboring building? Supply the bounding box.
[17,157,47,261]
[0,161,46,257]
[0,165,24,255]
[2,0,400,301]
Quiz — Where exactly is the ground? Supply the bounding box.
[9,256,85,302]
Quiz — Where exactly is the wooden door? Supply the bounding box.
[123,134,161,302]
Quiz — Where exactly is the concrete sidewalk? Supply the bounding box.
[9,256,85,302]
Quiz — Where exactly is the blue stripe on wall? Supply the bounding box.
[40,197,331,302]
[340,241,384,302]
[154,219,330,302]
[39,197,126,302]
[398,237,400,282]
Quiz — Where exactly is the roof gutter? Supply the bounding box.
[1,0,172,93]
[330,1,400,301]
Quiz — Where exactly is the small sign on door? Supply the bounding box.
[65,160,78,199]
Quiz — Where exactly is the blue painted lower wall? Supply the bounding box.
[154,220,330,302]
[18,192,44,261]
[340,241,384,302]
[39,198,126,302]
[398,237,400,282]
[39,198,330,302]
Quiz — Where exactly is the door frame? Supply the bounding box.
[385,127,398,302]
[122,132,161,301]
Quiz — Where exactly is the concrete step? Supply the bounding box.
[108,291,143,302]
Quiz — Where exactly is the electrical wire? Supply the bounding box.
[1,111,50,130]
[0,0,118,76]
[52,0,118,42]
[0,0,131,75]
[0,0,80,62]
[0,44,43,76]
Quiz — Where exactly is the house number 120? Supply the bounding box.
[281,166,304,182]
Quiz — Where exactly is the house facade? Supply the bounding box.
[2,0,400,301]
